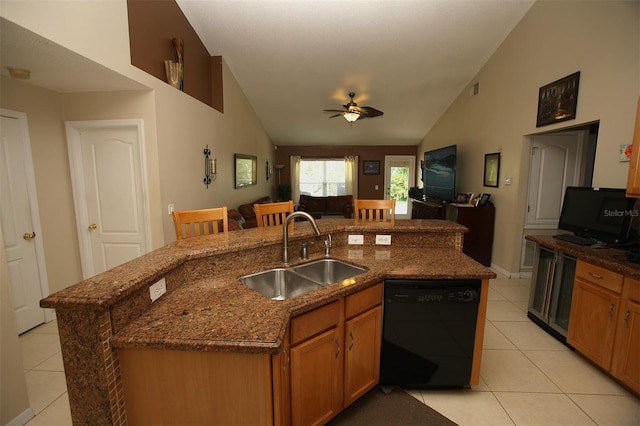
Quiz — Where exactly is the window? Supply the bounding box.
[290,156,358,204]
[299,159,346,196]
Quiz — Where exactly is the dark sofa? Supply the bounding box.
[296,194,353,218]
[234,196,273,228]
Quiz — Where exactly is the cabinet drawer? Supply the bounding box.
[345,283,383,320]
[576,261,623,294]
[625,277,640,303]
[291,300,342,346]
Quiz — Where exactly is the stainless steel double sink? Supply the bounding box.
[239,259,368,300]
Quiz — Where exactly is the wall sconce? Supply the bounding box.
[204,145,217,187]
[266,160,273,180]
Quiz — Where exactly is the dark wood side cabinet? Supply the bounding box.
[411,199,495,266]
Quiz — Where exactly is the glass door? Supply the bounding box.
[384,156,415,220]
[528,245,555,323]
[549,253,576,336]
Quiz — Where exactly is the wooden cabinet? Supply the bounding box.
[568,261,640,394]
[288,283,383,425]
[567,261,622,369]
[290,300,344,425]
[626,97,640,197]
[611,277,640,394]
[412,199,495,266]
[343,286,383,407]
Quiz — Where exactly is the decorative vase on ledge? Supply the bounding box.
[164,60,181,89]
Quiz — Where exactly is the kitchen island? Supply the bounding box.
[41,218,496,425]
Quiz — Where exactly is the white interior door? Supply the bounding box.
[526,131,584,228]
[384,155,416,220]
[66,120,149,278]
[1,110,49,334]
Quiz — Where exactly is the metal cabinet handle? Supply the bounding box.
[283,346,289,369]
[608,303,615,320]
[588,271,604,279]
[23,232,36,240]
[624,311,630,328]
[88,223,97,231]
[335,337,340,358]
[349,330,354,351]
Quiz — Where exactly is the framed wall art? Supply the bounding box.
[363,160,380,175]
[536,71,580,127]
[234,154,257,188]
[483,153,500,188]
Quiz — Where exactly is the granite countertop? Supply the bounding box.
[525,235,640,278]
[42,218,494,355]
[41,219,466,308]
[110,244,495,354]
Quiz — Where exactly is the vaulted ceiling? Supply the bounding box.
[1,1,536,147]
[176,0,535,146]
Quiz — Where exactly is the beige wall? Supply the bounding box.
[1,2,273,421]
[1,77,84,295]
[418,0,639,275]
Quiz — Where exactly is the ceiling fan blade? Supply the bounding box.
[359,106,384,117]
[328,114,342,119]
[323,109,347,113]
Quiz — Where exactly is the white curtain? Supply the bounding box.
[345,155,358,197]
[290,155,301,204]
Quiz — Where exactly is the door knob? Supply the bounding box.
[23,232,36,240]
[88,223,97,231]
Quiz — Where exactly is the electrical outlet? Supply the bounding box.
[149,278,167,302]
[348,234,364,245]
[168,204,175,215]
[375,234,391,245]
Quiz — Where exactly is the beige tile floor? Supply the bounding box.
[19,273,639,425]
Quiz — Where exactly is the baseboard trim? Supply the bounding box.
[489,263,532,279]
[6,407,35,426]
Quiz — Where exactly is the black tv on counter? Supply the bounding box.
[423,145,457,203]
[557,187,637,245]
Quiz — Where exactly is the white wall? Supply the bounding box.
[418,0,639,275]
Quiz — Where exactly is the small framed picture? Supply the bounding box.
[456,193,469,203]
[478,193,492,206]
[363,160,380,175]
[483,153,500,187]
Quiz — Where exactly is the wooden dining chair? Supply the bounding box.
[354,199,396,223]
[172,206,229,240]
[254,201,294,227]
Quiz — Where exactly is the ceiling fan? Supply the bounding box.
[323,92,384,123]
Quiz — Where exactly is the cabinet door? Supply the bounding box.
[290,327,343,426]
[568,278,620,370]
[612,279,640,394]
[626,97,640,197]
[344,305,382,407]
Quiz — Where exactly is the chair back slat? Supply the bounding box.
[172,207,229,240]
[354,199,396,223]
[254,201,294,228]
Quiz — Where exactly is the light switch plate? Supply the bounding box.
[348,234,364,245]
[150,278,167,302]
[375,234,391,245]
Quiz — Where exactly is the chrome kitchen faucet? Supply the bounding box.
[283,211,321,265]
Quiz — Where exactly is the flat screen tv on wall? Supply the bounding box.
[423,145,457,203]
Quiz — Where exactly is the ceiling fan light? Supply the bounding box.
[343,112,360,122]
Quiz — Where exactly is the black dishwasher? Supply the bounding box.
[380,279,481,388]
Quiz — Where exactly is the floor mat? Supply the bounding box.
[327,386,458,426]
